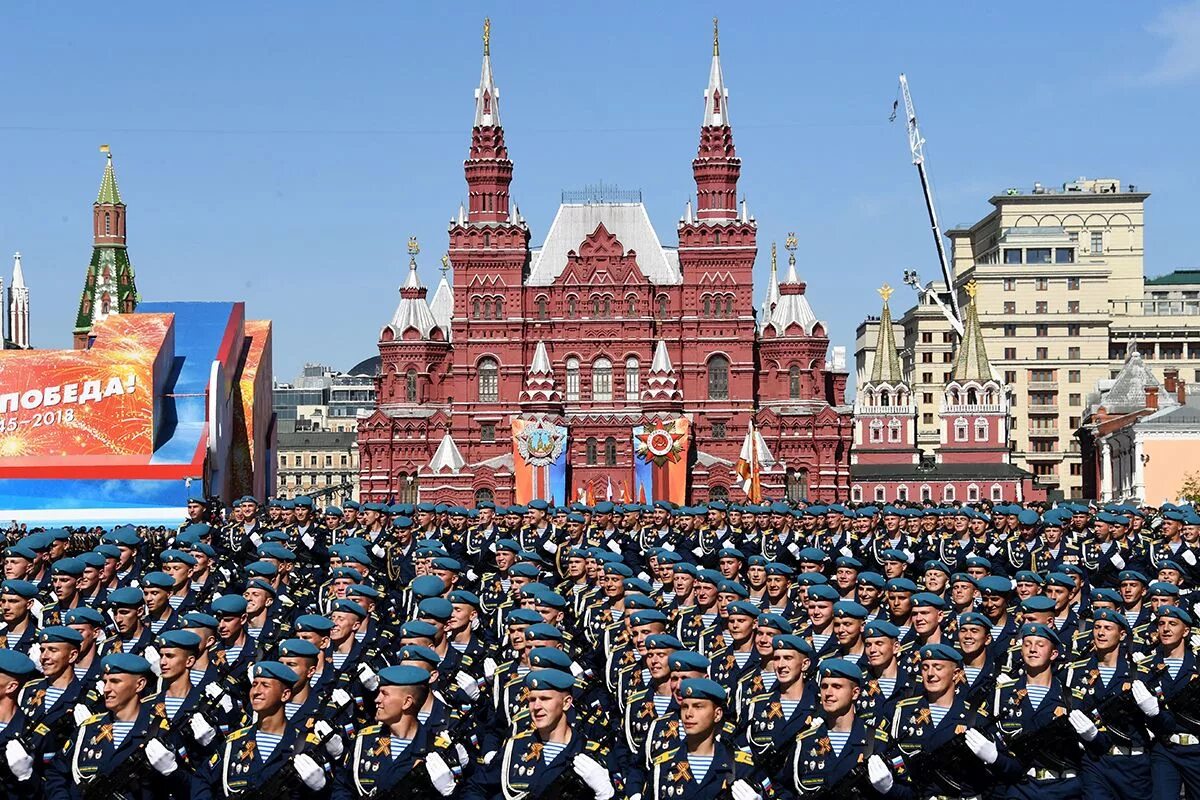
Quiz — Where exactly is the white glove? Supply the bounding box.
[331,687,353,708]
[1132,680,1159,717]
[867,754,893,793]
[607,540,621,554]
[250,532,263,547]
[570,661,585,678]
[302,533,316,550]
[293,753,326,790]
[145,646,161,677]
[372,544,386,560]
[731,778,762,800]
[482,750,497,765]
[1069,709,1098,742]
[787,542,801,557]
[721,539,735,550]
[544,541,558,554]
[426,751,457,797]
[145,738,178,776]
[483,657,498,679]
[190,712,216,746]
[1183,550,1197,566]
[964,729,998,765]
[313,720,344,757]
[455,671,481,700]
[1110,553,1125,570]
[73,703,92,725]
[662,542,675,552]
[358,662,379,691]
[466,569,479,582]
[5,739,33,781]
[986,544,1000,556]
[691,547,705,558]
[839,547,854,558]
[572,753,615,800]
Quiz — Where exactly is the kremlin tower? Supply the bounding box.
[74,147,138,349]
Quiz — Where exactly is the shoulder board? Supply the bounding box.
[513,729,533,740]
[1069,658,1090,670]
[996,674,1018,687]
[360,724,382,736]
[84,713,105,725]
[896,696,920,709]
[1133,651,1154,664]
[874,726,890,742]
[228,727,252,741]
[734,749,754,765]
[653,748,679,765]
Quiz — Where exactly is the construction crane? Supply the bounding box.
[896,73,963,335]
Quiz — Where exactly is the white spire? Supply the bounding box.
[430,257,454,335]
[429,432,466,474]
[739,198,749,222]
[651,339,673,373]
[703,18,729,127]
[684,199,694,224]
[760,243,780,331]
[11,252,25,290]
[530,340,553,375]
[403,259,422,290]
[474,18,501,127]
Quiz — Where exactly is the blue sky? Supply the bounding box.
[2,2,1198,380]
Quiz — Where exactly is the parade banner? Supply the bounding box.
[632,417,689,505]
[512,418,568,505]
[0,313,173,463]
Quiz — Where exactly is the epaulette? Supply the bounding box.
[734,749,754,765]
[798,720,822,740]
[513,728,534,740]
[1133,651,1155,664]
[84,713,105,726]
[228,727,251,741]
[895,697,920,710]
[996,674,1018,688]
[653,748,678,765]
[1068,658,1091,670]
[360,724,383,736]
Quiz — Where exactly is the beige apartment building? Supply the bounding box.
[856,178,1200,500]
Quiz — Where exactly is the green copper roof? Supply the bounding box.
[96,156,123,205]
[1145,269,1200,286]
[75,246,137,333]
[951,284,993,383]
[869,296,904,384]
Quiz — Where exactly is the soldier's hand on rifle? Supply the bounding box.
[73,703,92,725]
[731,778,762,800]
[867,755,893,793]
[1132,680,1160,717]
[313,721,344,757]
[483,658,498,679]
[572,753,614,800]
[331,688,353,709]
[5,739,33,781]
[1110,552,1126,570]
[454,671,481,701]
[964,729,998,764]
[1068,709,1098,742]
[190,713,217,746]
[205,683,234,714]
[426,752,457,797]
[293,754,326,791]
[357,662,379,691]
[145,739,178,776]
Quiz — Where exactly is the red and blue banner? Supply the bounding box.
[632,417,689,505]
[512,418,568,505]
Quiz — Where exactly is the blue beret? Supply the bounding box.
[409,575,447,600]
[418,598,453,622]
[39,626,84,646]
[108,587,145,607]
[51,557,85,577]
[924,560,952,576]
[379,665,433,687]
[279,638,320,659]
[181,611,219,629]
[0,650,38,679]
[912,592,947,609]
[668,650,711,672]
[1091,588,1122,605]
[292,614,334,634]
[107,528,141,547]
[331,599,367,618]
[757,613,794,633]
[1157,605,1195,626]
[65,607,107,626]
[1118,570,1149,585]
[1020,595,1056,613]
[448,589,481,607]
[950,573,978,588]
[257,543,296,562]
[603,563,633,578]
[957,612,991,630]
[248,561,280,579]
[528,647,573,671]
[1015,571,1044,585]
[919,643,962,664]
[964,556,992,571]
[347,583,382,600]
[628,610,668,627]
[245,578,276,596]
[188,543,217,558]
[1149,581,1180,597]
[293,496,313,508]
[798,548,828,562]
[495,538,521,553]
[526,623,565,642]
[885,577,918,593]
[673,563,699,577]
[881,549,911,563]
[833,601,869,620]
[857,571,885,589]
[509,563,540,579]
[679,677,727,703]
[695,569,723,585]
[864,620,901,639]
[766,562,795,577]
[4,543,37,561]
[1017,509,1040,526]
[505,608,542,626]
[160,549,197,566]
[626,594,658,610]
[835,556,863,570]
[725,600,761,619]
[399,620,437,639]
[818,657,864,685]
[807,585,839,602]
[524,669,575,691]
[0,580,38,599]
[772,634,816,658]
[979,576,1014,595]
[747,555,767,567]
[158,630,202,651]
[717,548,746,561]
[717,580,749,598]
[398,645,440,665]
[322,506,343,517]
[252,660,300,684]
[645,633,685,651]
[1044,573,1074,589]
[211,595,248,616]
[142,572,175,590]
[432,557,462,572]
[1020,622,1062,650]
[102,653,153,676]
[1091,607,1130,631]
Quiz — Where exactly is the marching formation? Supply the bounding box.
[0,494,1198,799]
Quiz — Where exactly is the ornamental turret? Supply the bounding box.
[75,146,137,348]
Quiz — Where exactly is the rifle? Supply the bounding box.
[1164,676,1200,732]
[895,733,977,797]
[1003,713,1082,772]
[1092,679,1148,746]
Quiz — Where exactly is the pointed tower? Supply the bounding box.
[377,238,451,408]
[464,17,513,224]
[429,254,454,338]
[519,341,564,413]
[9,252,30,349]
[852,285,917,465]
[641,340,684,413]
[74,146,137,348]
[758,242,780,331]
[693,17,740,222]
[939,281,1009,464]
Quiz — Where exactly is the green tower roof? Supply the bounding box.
[952,281,994,383]
[96,153,123,206]
[869,285,904,384]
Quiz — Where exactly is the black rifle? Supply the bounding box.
[896,734,977,797]
[1164,676,1200,732]
[1004,713,1082,772]
[1093,679,1148,746]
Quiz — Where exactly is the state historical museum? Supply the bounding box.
[357,23,853,506]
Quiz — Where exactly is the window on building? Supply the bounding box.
[1035,301,1048,314]
[1068,301,1080,313]
[975,419,988,441]
[1068,370,1081,384]
[1069,416,1081,428]
[341,455,348,466]
[1066,324,1080,337]
[1067,277,1081,290]
[923,412,934,425]
[1068,393,1081,406]
[405,369,418,402]
[1003,348,1017,361]
[592,358,613,402]
[604,437,617,466]
[889,419,902,442]
[1003,249,1022,264]
[967,484,980,502]
[788,365,801,399]
[874,486,886,502]
[585,438,597,465]
[712,422,726,439]
[477,358,499,402]
[1069,463,1082,476]
[1055,248,1075,263]
[472,298,480,319]
[851,486,863,503]
[943,332,955,343]
[923,392,933,404]
[870,420,883,443]
[944,485,956,501]
[1161,343,1183,360]
[1034,324,1048,337]
[991,484,1003,501]
[1004,302,1016,314]
[536,296,548,320]
[921,332,933,344]
[658,295,669,316]
[922,352,934,363]
[922,372,933,384]
[1030,369,1054,382]
[310,455,318,466]
[567,296,577,318]
[627,296,637,316]
[591,296,601,316]
[1004,370,1017,384]
[1003,278,1016,291]
[1036,347,1049,359]
[624,357,640,401]
[565,358,580,401]
[1036,278,1048,291]
[942,352,953,363]
[324,455,333,467]
[1090,231,1103,254]
[293,455,302,467]
[1068,346,1081,359]
[474,488,494,506]
[943,371,952,383]
[480,423,496,443]
[897,485,908,501]
[921,484,933,501]
[703,296,711,317]
[1004,325,1017,337]
[1027,248,1052,265]
[955,418,968,442]
[1032,462,1057,478]
[707,355,730,400]
[786,469,807,503]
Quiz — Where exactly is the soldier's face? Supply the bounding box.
[919,660,958,696]
[244,589,269,615]
[1091,620,1124,652]
[808,601,834,629]
[39,642,78,678]
[239,502,257,519]
[1157,568,1183,586]
[362,510,380,527]
[950,582,976,607]
[158,647,196,681]
[526,689,571,732]
[886,592,912,619]
[1021,635,1056,670]
[646,649,672,680]
[653,509,669,526]
[753,626,777,656]
[773,650,808,685]
[330,611,362,643]
[51,574,78,601]
[1119,580,1146,607]
[375,684,418,724]
[495,551,516,571]
[1158,617,1188,648]
[507,626,528,651]
[819,676,860,717]
[726,615,755,642]
[78,566,100,591]
[718,558,739,579]
[600,574,623,597]
[956,625,989,657]
[694,582,717,606]
[449,604,475,632]
[883,561,906,579]
[746,565,766,588]
[3,557,30,580]
[672,573,694,597]
[344,509,358,525]
[217,613,245,641]
[1045,585,1070,612]
[249,677,290,713]
[856,584,880,607]
[279,655,316,687]
[103,672,146,711]
[766,575,789,599]
[566,557,587,579]
[632,624,661,653]
[144,588,169,614]
[980,593,1007,619]
[925,573,949,593]
[1043,527,1063,546]
[911,606,942,635]
[112,606,141,634]
[835,568,857,591]
[833,616,863,646]
[864,636,896,668]
[680,698,721,736]
[187,503,204,521]
[70,623,99,653]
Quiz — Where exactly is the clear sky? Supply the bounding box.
[2,2,1197,380]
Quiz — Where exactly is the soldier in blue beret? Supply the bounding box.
[740,633,815,780]
[1135,605,1200,797]
[0,648,39,792]
[858,619,914,727]
[801,584,842,662]
[102,586,158,661]
[14,625,89,780]
[0,580,40,655]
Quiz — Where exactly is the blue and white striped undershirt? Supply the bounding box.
[247,627,263,641]
[897,625,912,639]
[701,613,717,627]
[331,652,349,670]
[761,672,777,692]
[877,677,897,697]
[43,686,66,708]
[168,595,184,610]
[1165,657,1184,679]
[827,730,851,755]
[542,740,567,763]
[190,669,206,686]
[255,731,283,761]
[284,702,300,719]
[1124,610,1140,628]
[687,754,713,783]
[112,721,136,748]
[780,698,801,719]
[450,641,467,653]
[163,696,186,720]
[1097,666,1116,685]
[641,669,651,686]
[610,609,624,622]
[964,666,981,685]
[74,666,89,680]
[6,633,18,649]
[1025,685,1050,709]
[928,704,951,727]
[652,694,672,715]
[811,633,831,651]
[733,652,751,669]
[389,737,412,758]
[149,619,168,634]
[990,624,1005,639]
[417,710,430,724]
[224,645,243,663]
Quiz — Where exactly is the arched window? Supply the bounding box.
[944,484,956,502]
[483,232,491,247]
[974,418,989,442]
[396,473,419,504]
[602,296,611,317]
[604,437,617,466]
[565,358,580,402]
[477,358,499,402]
[625,357,640,401]
[875,486,886,502]
[707,354,729,400]
[897,485,908,501]
[785,469,807,504]
[967,484,980,502]
[494,297,504,318]
[592,358,612,402]
[591,296,601,316]
[657,295,669,316]
[725,297,734,316]
[921,484,932,501]
[585,438,598,465]
[481,298,493,320]
[703,296,712,317]
[991,484,1003,501]
[715,231,722,246]
[869,419,883,443]
[101,293,112,315]
[789,365,801,399]
[472,298,481,319]
[967,387,978,405]
[954,418,968,442]
[405,369,418,402]
[851,486,863,503]
[536,296,548,320]
[627,295,637,316]
[567,296,577,318]
[104,212,111,235]
[888,419,902,442]
[709,485,730,502]
[474,488,494,506]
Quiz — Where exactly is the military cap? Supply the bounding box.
[1148,581,1180,597]
[885,577,918,593]
[1020,595,1056,613]
[695,569,723,586]
[181,611,219,630]
[747,555,767,568]
[600,562,631,579]
[722,600,759,619]
[1157,605,1195,626]
[679,678,727,703]
[924,560,952,576]
[248,561,281,579]
[398,645,440,666]
[1091,607,1131,632]
[293,495,313,508]
[505,608,543,626]
[668,651,711,672]
[818,658,864,685]
[1091,588,1122,606]
[1118,570,1149,585]
[771,635,816,658]
[51,557,85,577]
[3,543,36,561]
[978,576,1015,596]
[322,506,343,518]
[158,630,202,651]
[392,515,414,527]
[798,547,828,563]
[624,578,654,595]
[1014,571,1044,586]
[258,543,296,562]
[807,584,840,602]
[766,562,796,577]
[65,607,107,627]
[524,669,575,691]
[141,572,175,590]
[645,633,684,651]
[294,614,335,634]
[835,556,864,571]
[528,647,573,672]
[106,528,142,548]
[245,578,277,596]
[717,548,746,561]
[103,653,154,676]
[1043,573,1073,590]
[881,549,911,564]
[343,500,361,511]
[160,549,198,566]
[857,571,885,589]
[0,650,38,679]
[964,556,992,571]
[211,595,248,616]
[626,594,658,611]
[864,620,901,639]
[279,638,320,659]
[252,661,300,684]
[0,580,38,599]
[417,597,453,622]
[1017,509,1040,526]
[1158,560,1184,575]
[448,589,480,607]
[410,575,447,599]
[919,643,962,664]
[495,538,521,553]
[673,562,700,578]
[379,665,433,687]
[833,601,869,620]
[757,613,794,633]
[399,620,437,639]
[1019,622,1062,650]
[331,599,367,618]
[566,512,587,524]
[950,573,978,588]
[108,587,145,607]
[39,626,84,646]
[957,612,991,630]
[188,543,217,558]
[262,531,291,543]
[347,583,382,601]
[509,563,540,579]
[506,505,528,516]
[523,623,562,643]
[912,592,947,609]
[628,610,668,627]
[431,556,462,573]
[717,580,749,599]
